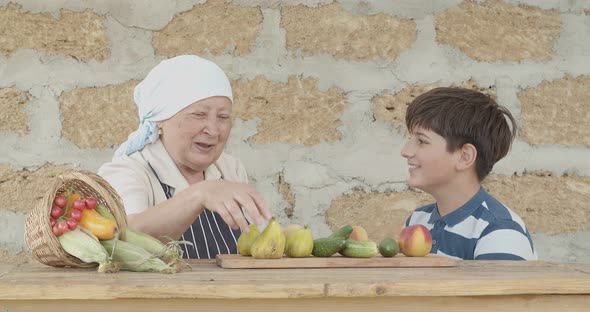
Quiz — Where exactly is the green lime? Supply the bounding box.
[378,237,399,257]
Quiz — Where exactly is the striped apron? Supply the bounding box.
[158,176,243,259]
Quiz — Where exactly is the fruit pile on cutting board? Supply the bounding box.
[51,190,187,273]
[237,217,433,259]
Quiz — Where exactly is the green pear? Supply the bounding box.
[250,218,285,259]
[285,225,313,258]
[237,224,260,256]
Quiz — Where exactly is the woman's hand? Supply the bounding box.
[192,180,271,232]
[124,180,271,240]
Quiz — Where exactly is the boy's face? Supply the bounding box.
[400,127,460,193]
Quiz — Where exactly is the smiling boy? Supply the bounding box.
[401,87,536,260]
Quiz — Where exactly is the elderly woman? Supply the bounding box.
[98,55,271,259]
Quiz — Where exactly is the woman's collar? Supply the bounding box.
[143,140,223,192]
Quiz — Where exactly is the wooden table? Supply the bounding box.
[1,260,589,311]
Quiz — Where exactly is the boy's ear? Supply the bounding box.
[456,143,477,171]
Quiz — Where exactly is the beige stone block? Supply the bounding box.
[372,81,495,129]
[232,76,345,145]
[325,190,433,240]
[373,84,437,130]
[0,247,30,264]
[153,0,262,56]
[279,172,295,218]
[0,3,109,61]
[435,1,561,62]
[519,75,590,147]
[0,87,29,135]
[60,81,139,148]
[484,173,590,234]
[281,3,416,61]
[0,164,72,213]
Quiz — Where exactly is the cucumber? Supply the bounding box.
[341,239,378,258]
[329,225,353,239]
[378,238,399,257]
[312,237,346,257]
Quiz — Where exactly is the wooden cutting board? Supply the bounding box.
[216,254,457,269]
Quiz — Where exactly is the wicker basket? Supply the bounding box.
[24,170,128,268]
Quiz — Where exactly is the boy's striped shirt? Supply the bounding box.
[405,187,537,260]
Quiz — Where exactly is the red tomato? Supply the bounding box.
[57,222,69,234]
[73,199,86,211]
[50,205,63,218]
[52,224,60,236]
[50,218,57,227]
[66,218,78,230]
[70,209,82,221]
[53,195,67,208]
[85,197,97,210]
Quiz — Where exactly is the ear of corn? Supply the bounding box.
[58,227,119,273]
[95,203,116,221]
[100,238,175,274]
[78,226,100,242]
[96,203,184,267]
[125,227,183,262]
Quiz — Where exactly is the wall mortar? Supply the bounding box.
[0,0,588,263]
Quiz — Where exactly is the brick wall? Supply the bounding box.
[1,0,589,264]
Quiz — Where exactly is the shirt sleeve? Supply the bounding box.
[234,157,249,184]
[404,214,412,227]
[97,157,152,216]
[474,221,537,260]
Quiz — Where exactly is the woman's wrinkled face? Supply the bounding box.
[158,96,232,174]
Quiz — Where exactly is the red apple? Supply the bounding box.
[349,225,369,241]
[399,224,432,257]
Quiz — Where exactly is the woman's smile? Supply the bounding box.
[194,141,216,152]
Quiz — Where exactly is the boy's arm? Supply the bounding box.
[473,221,537,260]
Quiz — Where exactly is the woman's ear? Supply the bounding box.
[156,121,163,135]
[456,143,477,171]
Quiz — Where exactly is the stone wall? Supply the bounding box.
[1,0,589,264]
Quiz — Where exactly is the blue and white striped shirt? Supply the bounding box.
[405,187,537,260]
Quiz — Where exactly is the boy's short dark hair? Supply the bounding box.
[405,87,517,181]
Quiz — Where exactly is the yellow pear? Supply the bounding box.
[283,224,304,238]
[250,218,285,259]
[285,225,313,258]
[237,224,260,256]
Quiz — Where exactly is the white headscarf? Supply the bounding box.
[114,55,233,158]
